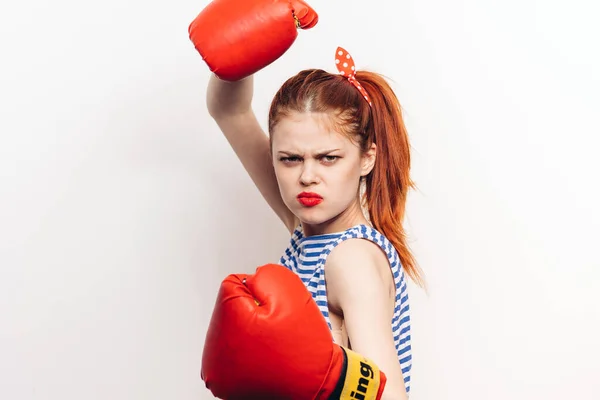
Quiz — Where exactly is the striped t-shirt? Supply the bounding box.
[279,223,413,394]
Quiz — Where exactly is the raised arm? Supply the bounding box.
[188,0,319,233]
[206,75,297,232]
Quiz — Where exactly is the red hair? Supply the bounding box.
[268,69,425,287]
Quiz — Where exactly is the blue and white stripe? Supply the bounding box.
[279,224,413,394]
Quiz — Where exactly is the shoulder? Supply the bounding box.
[327,237,388,271]
[324,238,394,311]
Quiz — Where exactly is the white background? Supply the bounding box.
[1,0,599,399]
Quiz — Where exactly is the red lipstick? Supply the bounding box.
[297,192,323,207]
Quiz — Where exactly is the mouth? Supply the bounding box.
[297,192,323,207]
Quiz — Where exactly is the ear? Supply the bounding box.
[360,143,377,176]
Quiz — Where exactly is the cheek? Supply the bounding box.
[329,164,361,192]
[273,165,295,193]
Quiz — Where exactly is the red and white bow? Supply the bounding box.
[334,46,372,107]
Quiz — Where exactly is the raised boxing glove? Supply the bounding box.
[188,0,318,81]
[201,263,387,400]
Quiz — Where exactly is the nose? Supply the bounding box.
[299,162,320,186]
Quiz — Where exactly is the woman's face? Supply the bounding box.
[271,111,375,229]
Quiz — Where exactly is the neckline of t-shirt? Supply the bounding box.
[299,223,369,241]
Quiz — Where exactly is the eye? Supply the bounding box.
[321,155,339,164]
[279,156,302,164]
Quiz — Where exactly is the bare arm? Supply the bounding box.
[206,74,254,118]
[325,240,408,400]
[206,74,297,233]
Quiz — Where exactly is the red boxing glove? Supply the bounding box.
[201,264,387,400]
[188,0,318,81]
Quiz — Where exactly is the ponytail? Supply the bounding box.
[356,72,425,288]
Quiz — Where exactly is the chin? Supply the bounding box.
[292,207,328,225]
[294,208,341,227]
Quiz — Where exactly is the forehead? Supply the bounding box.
[271,112,353,151]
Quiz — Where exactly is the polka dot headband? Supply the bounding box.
[334,46,372,107]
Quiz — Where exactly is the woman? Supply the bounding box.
[206,47,424,399]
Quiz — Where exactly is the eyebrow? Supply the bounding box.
[277,149,341,156]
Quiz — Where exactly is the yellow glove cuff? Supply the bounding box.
[339,347,383,400]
